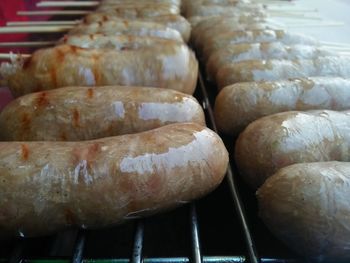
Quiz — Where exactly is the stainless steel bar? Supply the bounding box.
[190,204,202,263]
[131,221,144,263]
[197,71,259,263]
[71,231,86,263]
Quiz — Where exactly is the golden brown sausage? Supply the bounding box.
[68,20,183,42]
[215,77,350,137]
[216,57,350,89]
[0,43,198,97]
[235,110,350,188]
[0,122,229,239]
[258,161,350,262]
[0,86,205,141]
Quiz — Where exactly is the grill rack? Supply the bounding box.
[1,70,304,263]
[0,3,307,260]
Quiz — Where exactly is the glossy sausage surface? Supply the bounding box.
[1,44,198,97]
[0,123,228,239]
[215,77,350,137]
[0,86,205,141]
[235,110,350,188]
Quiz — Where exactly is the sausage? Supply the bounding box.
[215,77,350,137]
[235,110,350,189]
[0,122,229,239]
[206,43,334,79]
[68,20,183,42]
[216,57,350,89]
[96,4,180,17]
[0,43,198,97]
[61,34,182,50]
[202,29,318,61]
[188,14,267,27]
[0,86,205,141]
[257,161,350,262]
[184,5,265,17]
[81,14,191,42]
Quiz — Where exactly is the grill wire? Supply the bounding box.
[0,3,307,262]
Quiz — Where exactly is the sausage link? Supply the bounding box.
[0,86,205,141]
[216,57,350,89]
[257,161,350,262]
[235,110,350,188]
[207,43,334,79]
[215,77,350,137]
[0,123,228,239]
[0,43,198,97]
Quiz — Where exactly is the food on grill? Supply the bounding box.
[216,57,350,89]
[67,20,183,42]
[0,86,205,141]
[0,43,198,97]
[61,34,182,50]
[206,43,334,79]
[0,123,229,239]
[215,77,350,136]
[183,5,265,18]
[257,161,350,262]
[235,110,350,189]
[96,4,179,17]
[82,14,191,42]
[202,29,318,60]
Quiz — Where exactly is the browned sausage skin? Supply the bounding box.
[0,123,228,239]
[0,44,198,97]
[0,86,205,141]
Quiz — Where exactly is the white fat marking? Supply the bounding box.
[73,160,93,185]
[78,67,95,85]
[120,130,210,174]
[138,98,196,122]
[159,45,189,79]
[113,101,125,118]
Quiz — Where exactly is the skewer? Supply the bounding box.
[0,41,56,47]
[0,26,73,34]
[17,10,91,16]
[37,1,99,7]
[7,21,79,26]
[0,53,31,59]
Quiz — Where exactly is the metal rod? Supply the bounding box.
[0,25,72,33]
[17,10,91,16]
[0,53,30,59]
[7,21,79,26]
[71,231,86,263]
[37,1,99,7]
[0,41,55,47]
[190,204,202,263]
[7,240,24,263]
[197,72,259,263]
[131,221,145,263]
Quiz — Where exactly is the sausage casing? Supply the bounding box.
[215,77,350,136]
[257,161,350,262]
[0,123,228,239]
[216,57,350,89]
[0,86,205,141]
[235,110,350,188]
[0,43,198,97]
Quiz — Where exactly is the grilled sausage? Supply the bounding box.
[0,86,205,141]
[215,77,350,137]
[216,57,350,89]
[206,43,334,79]
[0,44,198,97]
[202,29,318,60]
[0,122,229,239]
[258,161,350,262]
[81,14,191,42]
[68,20,183,42]
[96,4,179,17]
[235,110,350,188]
[61,34,181,50]
[184,5,264,17]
